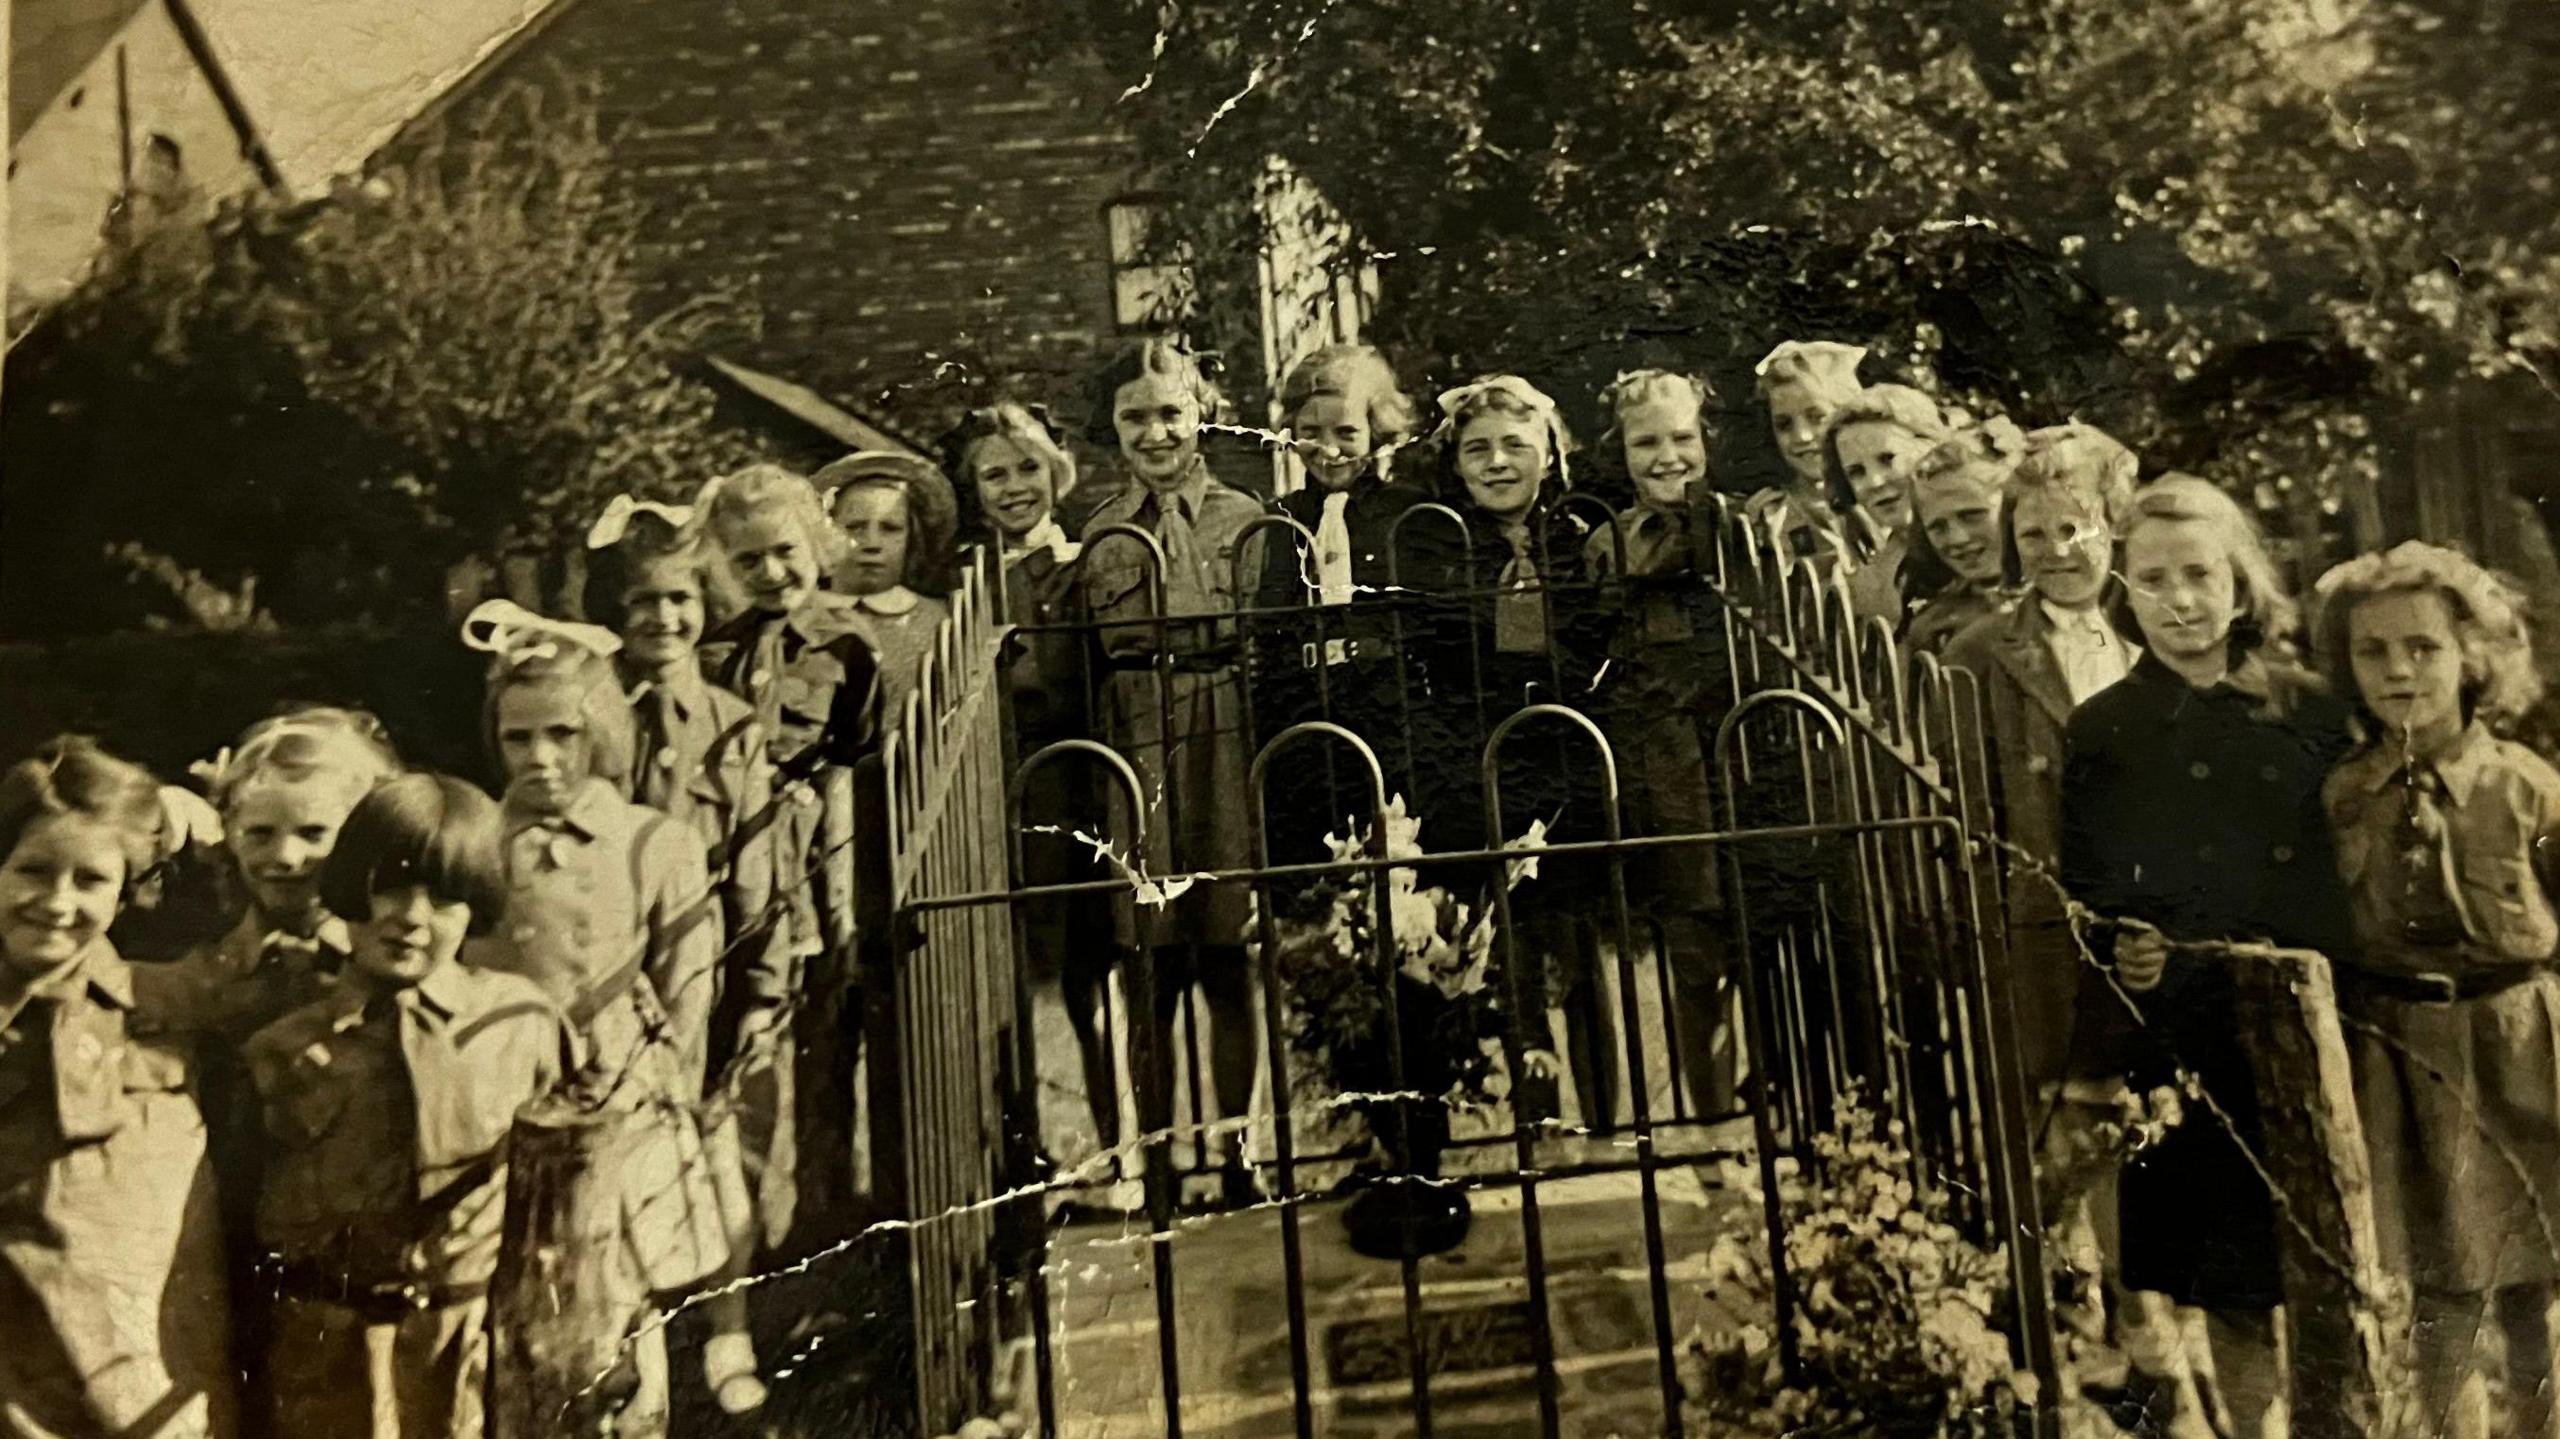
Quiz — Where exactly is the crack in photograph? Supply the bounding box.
[5,0,2560,1435]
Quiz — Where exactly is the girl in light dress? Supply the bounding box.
[2313,542,2560,1439]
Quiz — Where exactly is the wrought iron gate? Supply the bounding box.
[877,492,2059,1437]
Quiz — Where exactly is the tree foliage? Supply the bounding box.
[1,78,755,638]
[1026,0,2558,537]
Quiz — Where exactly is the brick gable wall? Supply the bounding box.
[481,0,1146,437]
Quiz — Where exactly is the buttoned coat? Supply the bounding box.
[479,779,729,1290]
[245,962,564,1438]
[0,944,234,1438]
[2059,650,2354,1310]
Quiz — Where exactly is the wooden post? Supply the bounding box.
[2226,945,2392,1439]
[490,1100,659,1439]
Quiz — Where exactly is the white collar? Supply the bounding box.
[855,585,922,617]
[1005,516,1080,566]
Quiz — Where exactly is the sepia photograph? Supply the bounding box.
[4,0,2558,1435]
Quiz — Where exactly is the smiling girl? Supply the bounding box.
[2313,542,2560,1439]
[1406,374,1619,1134]
[1586,369,1737,1116]
[245,772,562,1439]
[696,463,882,1243]
[0,737,235,1438]
[1252,346,1432,928]
[2060,477,2355,1439]
[1902,417,2027,655]
[1746,340,1866,560]
[943,402,1127,1168]
[1820,384,1954,624]
[1079,336,1267,1203]
[584,496,785,1413]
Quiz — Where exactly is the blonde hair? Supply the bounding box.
[2114,474,2297,658]
[1279,344,1420,442]
[482,644,636,788]
[944,402,1078,503]
[2313,541,2543,725]
[210,708,400,819]
[1821,384,1951,510]
[2012,425,2139,528]
[700,463,848,575]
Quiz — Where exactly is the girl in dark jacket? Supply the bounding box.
[1250,344,1434,892]
[944,402,1125,1163]
[1399,374,1621,1135]
[2060,475,2355,1439]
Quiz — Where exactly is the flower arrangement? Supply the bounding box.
[1268,795,1555,1122]
[1681,1097,2034,1439]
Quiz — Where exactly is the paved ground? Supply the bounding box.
[1036,1159,1759,1439]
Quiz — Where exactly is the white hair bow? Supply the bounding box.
[586,494,697,550]
[1753,340,1869,388]
[1435,374,1559,424]
[461,600,622,664]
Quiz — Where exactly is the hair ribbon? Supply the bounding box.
[586,494,697,550]
[461,600,623,664]
[1435,374,1559,425]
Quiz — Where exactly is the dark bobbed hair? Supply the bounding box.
[1084,335,1226,448]
[319,772,509,935]
[0,736,168,884]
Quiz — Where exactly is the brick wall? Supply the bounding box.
[478,0,1147,440]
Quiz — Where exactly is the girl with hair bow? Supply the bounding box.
[582,493,787,1413]
[693,464,884,1251]
[466,601,733,1430]
[1400,373,1623,1137]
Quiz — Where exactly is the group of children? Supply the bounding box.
[3,326,2555,1439]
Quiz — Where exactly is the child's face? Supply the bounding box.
[0,815,126,976]
[346,882,470,990]
[495,683,596,816]
[2349,589,2465,740]
[1113,374,1203,492]
[1765,381,1834,485]
[834,486,912,596]
[617,556,706,671]
[1831,421,1928,533]
[230,780,354,928]
[1456,411,1550,520]
[1620,395,1706,512]
[968,436,1056,539]
[2012,490,2113,608]
[2124,517,2240,668]
[1291,393,1374,493]
[718,506,822,616]
[1914,475,2004,584]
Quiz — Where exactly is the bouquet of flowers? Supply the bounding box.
[1268,796,1555,1256]
[1681,1097,2035,1439]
